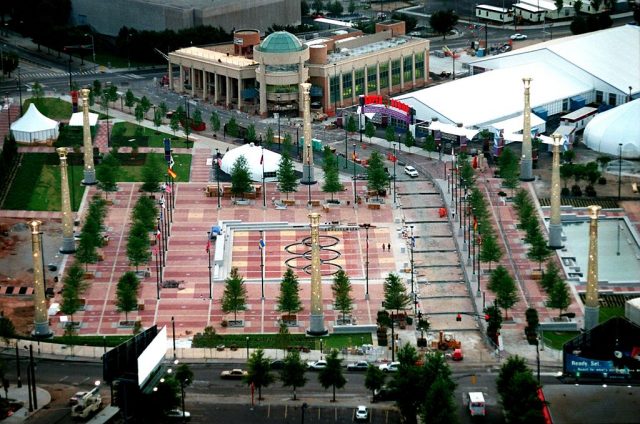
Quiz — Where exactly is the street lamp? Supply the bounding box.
[207,232,212,300]
[344,122,348,169]
[409,225,415,300]
[319,338,324,359]
[84,33,96,65]
[359,224,374,299]
[618,143,622,201]
[392,142,397,206]
[215,148,221,209]
[353,143,357,205]
[276,94,281,150]
[333,63,337,114]
[179,377,188,422]
[172,316,176,359]
[246,337,250,359]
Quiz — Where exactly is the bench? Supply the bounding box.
[367,203,381,210]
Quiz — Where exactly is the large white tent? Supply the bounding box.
[220,143,282,182]
[10,103,59,143]
[68,111,99,127]
[583,99,640,159]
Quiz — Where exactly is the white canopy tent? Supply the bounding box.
[220,143,282,182]
[10,103,59,143]
[584,99,640,159]
[68,111,99,127]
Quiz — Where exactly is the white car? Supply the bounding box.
[378,361,400,372]
[166,409,191,421]
[307,360,327,370]
[510,33,527,40]
[404,165,419,178]
[355,405,369,421]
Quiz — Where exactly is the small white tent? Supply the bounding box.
[68,111,99,127]
[10,103,59,143]
[584,99,640,159]
[220,143,281,182]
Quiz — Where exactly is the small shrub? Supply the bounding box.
[570,185,582,197]
[561,187,571,196]
[598,177,607,185]
[585,185,597,197]
[221,320,228,327]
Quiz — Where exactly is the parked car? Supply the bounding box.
[355,405,369,421]
[166,409,191,421]
[347,361,369,371]
[378,361,400,372]
[373,385,399,401]
[307,360,327,370]
[220,369,248,379]
[510,33,527,40]
[270,359,285,370]
[404,165,419,177]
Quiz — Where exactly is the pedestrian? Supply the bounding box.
[382,243,385,252]
[387,243,391,251]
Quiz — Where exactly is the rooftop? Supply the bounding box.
[257,31,305,53]
[171,46,257,67]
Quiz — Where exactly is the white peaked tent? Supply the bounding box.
[220,143,281,182]
[68,111,99,127]
[10,103,60,143]
[584,99,640,159]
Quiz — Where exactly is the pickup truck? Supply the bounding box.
[346,361,369,371]
[220,369,248,379]
[307,360,327,370]
[378,362,400,373]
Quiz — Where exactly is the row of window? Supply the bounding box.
[329,53,425,103]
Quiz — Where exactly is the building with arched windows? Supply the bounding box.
[167,21,430,117]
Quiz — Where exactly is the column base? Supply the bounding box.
[60,236,76,254]
[584,305,600,331]
[307,313,327,336]
[32,325,53,339]
[548,223,564,250]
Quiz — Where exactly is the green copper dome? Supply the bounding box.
[259,31,304,53]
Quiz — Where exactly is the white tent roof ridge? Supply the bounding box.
[219,142,282,182]
[69,111,100,127]
[10,103,60,143]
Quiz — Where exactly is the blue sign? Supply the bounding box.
[565,353,630,376]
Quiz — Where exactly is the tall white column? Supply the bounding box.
[57,147,76,254]
[29,220,52,338]
[584,205,602,331]
[301,83,315,185]
[520,77,534,181]
[306,212,327,336]
[81,88,96,185]
[548,134,564,249]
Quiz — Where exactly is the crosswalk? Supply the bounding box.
[20,70,144,81]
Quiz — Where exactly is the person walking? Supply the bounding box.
[387,243,391,251]
[382,243,385,252]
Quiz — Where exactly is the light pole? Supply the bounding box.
[359,223,373,299]
[246,336,250,359]
[15,343,22,388]
[344,124,348,169]
[319,339,324,359]
[618,143,622,201]
[180,377,188,422]
[84,33,96,65]
[410,225,415,303]
[183,96,190,147]
[392,142,397,206]
[277,94,281,150]
[260,230,265,300]
[333,64,337,114]
[353,143,357,205]
[262,146,266,208]
[18,67,23,115]
[215,148,221,209]
[207,231,212,299]
[172,316,176,359]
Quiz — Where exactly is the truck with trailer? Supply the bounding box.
[70,386,102,419]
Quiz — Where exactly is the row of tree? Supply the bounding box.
[497,356,546,423]
[75,195,108,271]
[0,135,19,196]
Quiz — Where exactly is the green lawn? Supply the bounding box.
[111,122,190,149]
[2,153,190,211]
[541,307,624,350]
[193,332,372,350]
[599,306,624,323]
[23,98,73,120]
[47,335,133,347]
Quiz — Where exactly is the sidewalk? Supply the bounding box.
[3,385,51,423]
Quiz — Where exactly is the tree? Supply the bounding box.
[32,82,44,101]
[141,154,162,192]
[175,363,194,390]
[364,121,375,143]
[116,271,140,323]
[230,155,252,200]
[322,160,343,201]
[366,151,387,201]
[226,116,239,137]
[331,270,353,323]
[497,356,529,398]
[484,305,502,345]
[280,350,307,400]
[126,222,150,271]
[524,307,539,345]
[479,232,502,271]
[277,321,291,353]
[312,0,323,14]
[170,113,180,137]
[423,134,436,158]
[124,89,136,112]
[245,348,275,400]
[384,125,395,145]
[210,111,221,132]
[388,345,423,424]
[277,150,298,200]
[327,0,343,15]
[301,0,310,16]
[541,260,562,293]
[265,126,274,150]
[97,153,120,199]
[132,195,158,231]
[221,267,247,322]
[383,273,410,317]
[421,375,458,424]
[140,96,151,117]
[527,232,551,271]
[348,0,355,14]
[159,102,168,122]
[134,103,144,129]
[0,315,16,343]
[346,115,357,135]
[364,364,385,401]
[488,265,519,320]
[75,229,98,271]
[547,279,571,317]
[153,107,163,132]
[429,9,459,40]
[404,131,415,150]
[504,371,545,424]
[192,108,203,127]
[318,349,346,402]
[277,268,303,319]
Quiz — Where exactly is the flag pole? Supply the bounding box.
[207,232,212,300]
[262,146,266,208]
[260,230,265,300]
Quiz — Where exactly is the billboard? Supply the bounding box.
[137,326,168,387]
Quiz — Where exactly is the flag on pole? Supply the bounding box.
[473,216,478,232]
[152,245,159,255]
[169,155,175,169]
[168,167,177,179]
[205,239,211,253]
[260,152,264,165]
[164,184,172,194]
[472,155,478,169]
[156,228,161,240]
[159,196,166,209]
[259,238,266,250]
[411,236,416,248]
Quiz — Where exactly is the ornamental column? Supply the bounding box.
[301,83,316,185]
[81,88,97,185]
[307,213,327,336]
[57,147,76,253]
[29,220,52,338]
[548,134,564,249]
[520,78,534,181]
[584,205,602,331]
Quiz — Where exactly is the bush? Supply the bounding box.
[570,185,582,197]
[598,177,607,185]
[585,185,597,197]
[561,187,571,196]
[405,316,413,325]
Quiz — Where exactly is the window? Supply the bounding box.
[391,59,401,86]
[595,90,603,103]
[379,62,389,89]
[403,56,413,84]
[367,65,377,92]
[608,93,616,106]
[562,98,569,111]
[342,72,352,99]
[355,69,365,96]
[414,52,424,80]
[330,75,340,105]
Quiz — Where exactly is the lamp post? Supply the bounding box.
[246,337,250,359]
[207,231,212,299]
[262,146,266,208]
[359,224,373,299]
[628,86,632,103]
[180,377,188,423]
[353,143,357,205]
[84,33,95,64]
[215,148,221,209]
[277,94,281,150]
[183,96,190,147]
[333,64,337,114]
[15,343,22,388]
[618,143,622,201]
[392,142,397,206]
[28,345,37,409]
[172,316,176,359]
[344,124,348,169]
[410,225,415,301]
[18,67,23,115]
[319,339,324,359]
[260,230,265,300]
